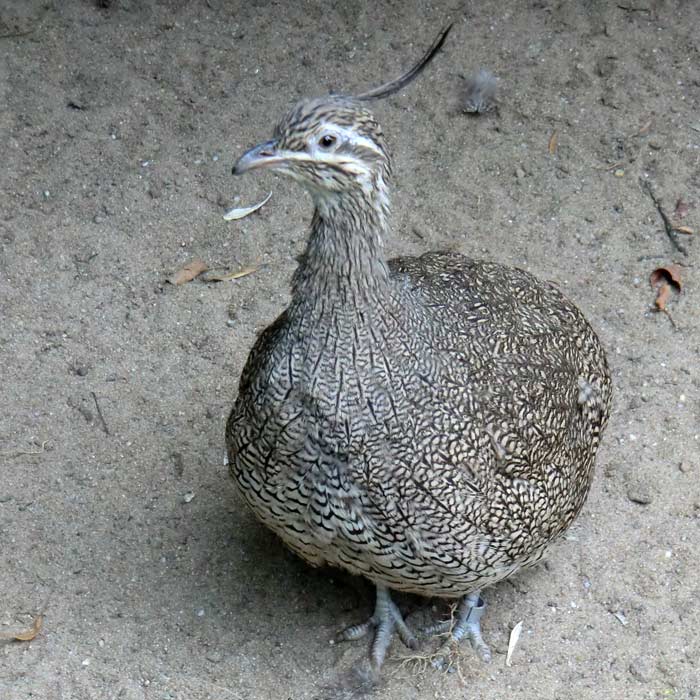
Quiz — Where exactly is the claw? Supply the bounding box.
[449,592,492,663]
[339,588,492,671]
[425,591,493,668]
[338,585,418,670]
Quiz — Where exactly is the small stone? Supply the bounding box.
[182,491,195,503]
[0,494,13,503]
[206,650,223,663]
[629,657,654,683]
[515,167,526,180]
[679,461,693,473]
[613,168,625,178]
[595,56,617,78]
[626,484,653,505]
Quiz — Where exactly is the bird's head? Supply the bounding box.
[232,25,451,211]
[233,97,390,204]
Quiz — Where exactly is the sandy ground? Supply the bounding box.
[1,1,699,698]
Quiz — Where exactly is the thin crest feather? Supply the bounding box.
[354,24,452,101]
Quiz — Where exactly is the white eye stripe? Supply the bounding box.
[314,125,383,157]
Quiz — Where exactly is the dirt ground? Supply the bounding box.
[1,1,699,698]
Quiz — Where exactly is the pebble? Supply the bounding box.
[0,495,14,503]
[205,650,223,663]
[679,461,693,473]
[182,491,195,503]
[515,166,526,179]
[613,168,625,178]
[626,484,653,505]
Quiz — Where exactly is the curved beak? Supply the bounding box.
[232,139,284,175]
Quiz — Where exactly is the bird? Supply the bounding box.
[225,25,611,673]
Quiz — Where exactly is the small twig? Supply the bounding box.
[660,308,677,329]
[637,254,670,261]
[617,3,651,12]
[640,180,688,256]
[91,392,111,436]
[0,27,36,39]
[594,161,624,172]
[0,440,51,458]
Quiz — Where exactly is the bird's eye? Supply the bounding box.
[318,134,336,149]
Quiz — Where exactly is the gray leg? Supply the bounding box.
[338,585,418,670]
[449,591,492,662]
[424,591,492,665]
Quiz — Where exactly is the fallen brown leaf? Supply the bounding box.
[167,259,208,285]
[654,283,672,311]
[650,264,682,311]
[0,615,43,642]
[202,266,259,283]
[548,130,558,155]
[674,225,694,235]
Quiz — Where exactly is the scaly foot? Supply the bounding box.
[338,585,418,670]
[423,591,492,668]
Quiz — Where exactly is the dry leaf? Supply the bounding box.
[223,192,272,221]
[548,131,558,155]
[654,283,672,311]
[0,615,43,641]
[650,264,682,290]
[202,266,259,283]
[674,225,693,235]
[167,259,208,285]
[506,620,523,667]
[650,264,682,311]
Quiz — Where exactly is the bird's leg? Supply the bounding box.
[338,584,418,670]
[423,591,492,664]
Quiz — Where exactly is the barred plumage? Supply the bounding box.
[225,32,611,672]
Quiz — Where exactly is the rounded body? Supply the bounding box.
[227,252,611,598]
